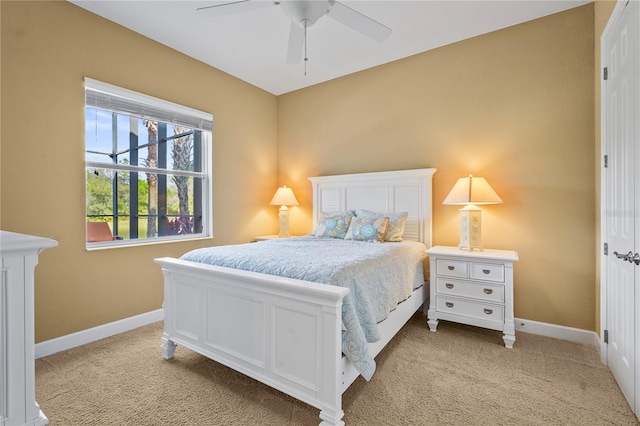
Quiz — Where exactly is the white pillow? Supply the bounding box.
[355,209,408,242]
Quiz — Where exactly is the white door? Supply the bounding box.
[603,0,639,416]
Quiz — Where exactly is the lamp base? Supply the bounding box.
[457,243,484,252]
[458,205,483,251]
[278,206,290,238]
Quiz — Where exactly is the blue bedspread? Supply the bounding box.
[180,236,427,380]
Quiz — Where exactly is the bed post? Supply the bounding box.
[159,268,177,360]
[318,304,345,426]
[160,334,177,359]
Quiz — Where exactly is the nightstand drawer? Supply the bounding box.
[435,277,504,303]
[437,296,505,324]
[436,259,467,278]
[469,262,505,282]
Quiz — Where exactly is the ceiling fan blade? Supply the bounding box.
[327,1,391,42]
[196,0,273,17]
[286,21,304,65]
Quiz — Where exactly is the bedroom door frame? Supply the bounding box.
[600,0,640,419]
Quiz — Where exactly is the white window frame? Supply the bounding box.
[84,78,213,250]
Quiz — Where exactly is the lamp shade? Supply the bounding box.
[443,175,503,205]
[270,186,299,206]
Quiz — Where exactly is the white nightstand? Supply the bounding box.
[426,246,519,348]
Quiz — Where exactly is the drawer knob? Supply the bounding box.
[483,308,493,315]
[483,288,493,295]
[446,302,454,308]
[445,283,454,289]
[483,269,491,274]
[448,266,455,271]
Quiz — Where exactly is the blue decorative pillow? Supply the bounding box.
[355,210,408,242]
[314,214,353,239]
[345,216,389,242]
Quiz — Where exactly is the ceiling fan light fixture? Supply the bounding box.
[279,0,331,27]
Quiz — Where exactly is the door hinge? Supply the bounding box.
[604,154,608,168]
[604,67,608,80]
[604,329,609,344]
[604,242,608,255]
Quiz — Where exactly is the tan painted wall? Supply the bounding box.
[1,1,278,342]
[1,1,604,341]
[593,0,618,336]
[278,5,596,330]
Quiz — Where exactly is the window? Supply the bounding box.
[85,78,212,248]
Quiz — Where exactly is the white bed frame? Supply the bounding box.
[154,168,436,426]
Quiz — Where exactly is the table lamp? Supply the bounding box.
[270,185,299,237]
[443,175,502,251]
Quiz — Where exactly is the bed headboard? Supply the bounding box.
[308,168,437,247]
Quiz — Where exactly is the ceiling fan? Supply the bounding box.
[196,0,392,67]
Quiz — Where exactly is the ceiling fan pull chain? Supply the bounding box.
[304,20,308,76]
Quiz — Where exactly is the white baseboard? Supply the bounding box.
[35,311,598,360]
[515,317,598,346]
[35,309,163,359]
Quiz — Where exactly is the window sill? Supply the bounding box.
[85,234,213,251]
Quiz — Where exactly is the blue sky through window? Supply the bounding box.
[85,107,189,172]
[85,107,150,166]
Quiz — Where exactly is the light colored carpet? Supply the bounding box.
[36,314,639,425]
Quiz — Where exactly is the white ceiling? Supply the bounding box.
[69,0,592,95]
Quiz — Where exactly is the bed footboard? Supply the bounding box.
[155,257,350,426]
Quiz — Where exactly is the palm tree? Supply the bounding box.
[144,120,158,237]
[171,126,193,233]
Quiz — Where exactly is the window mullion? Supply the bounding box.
[157,123,168,237]
[111,113,119,236]
[193,131,203,233]
[129,116,139,240]
[85,161,203,178]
